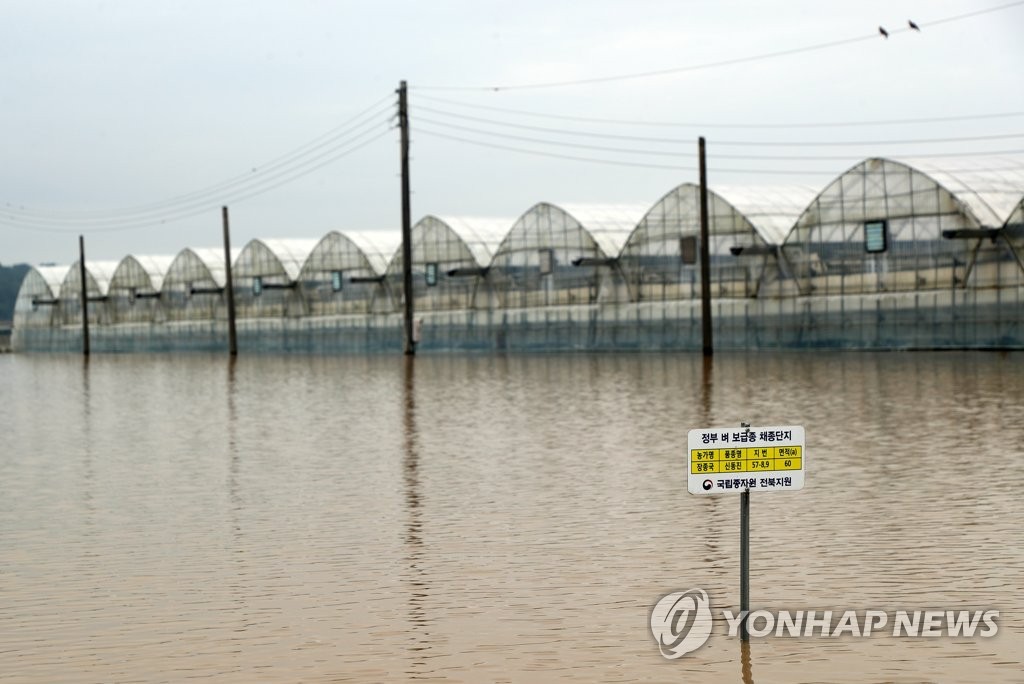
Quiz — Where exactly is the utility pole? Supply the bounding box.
[222,206,238,356]
[698,137,713,356]
[78,235,90,356]
[398,80,416,355]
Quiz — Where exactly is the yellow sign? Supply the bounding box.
[688,426,805,494]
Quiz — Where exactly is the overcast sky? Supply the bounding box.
[2,0,1022,265]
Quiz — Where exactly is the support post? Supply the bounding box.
[78,235,90,356]
[698,137,713,356]
[222,206,238,356]
[740,487,750,641]
[739,421,751,641]
[398,80,416,356]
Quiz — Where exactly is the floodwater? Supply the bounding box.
[1,351,1021,683]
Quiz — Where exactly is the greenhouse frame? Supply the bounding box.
[12,156,1024,353]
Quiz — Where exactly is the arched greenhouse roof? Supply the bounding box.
[21,265,70,300]
[557,203,649,257]
[623,183,812,257]
[60,260,120,298]
[431,215,510,267]
[786,157,1024,248]
[386,215,511,273]
[163,247,240,289]
[712,185,818,246]
[492,202,645,263]
[109,255,175,293]
[1007,198,1024,228]
[894,156,1024,228]
[234,238,319,280]
[300,230,401,279]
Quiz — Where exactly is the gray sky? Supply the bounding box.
[2,0,1022,265]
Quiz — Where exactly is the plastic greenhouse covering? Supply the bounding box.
[59,261,120,326]
[13,266,68,329]
[782,158,1024,296]
[108,255,175,324]
[233,238,319,318]
[10,155,1024,352]
[488,203,645,308]
[619,184,813,301]
[385,216,509,312]
[299,231,401,315]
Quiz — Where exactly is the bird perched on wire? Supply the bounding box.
[879,26,889,38]
[909,20,921,31]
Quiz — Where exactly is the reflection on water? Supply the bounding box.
[0,351,1022,683]
[741,639,754,684]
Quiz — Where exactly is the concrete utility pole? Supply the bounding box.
[398,80,416,355]
[698,137,713,356]
[222,206,238,356]
[78,235,90,356]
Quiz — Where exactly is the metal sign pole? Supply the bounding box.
[740,421,750,642]
[687,423,805,646]
[740,487,750,641]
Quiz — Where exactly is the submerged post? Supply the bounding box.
[740,487,750,640]
[78,235,90,356]
[698,137,713,356]
[222,206,238,356]
[739,421,750,641]
[398,80,416,356]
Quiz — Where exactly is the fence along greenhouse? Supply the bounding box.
[12,156,1024,353]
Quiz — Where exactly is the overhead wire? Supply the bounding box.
[1,127,394,233]
[411,0,1024,91]
[1,92,396,229]
[414,104,1024,148]
[415,127,859,176]
[413,93,1024,130]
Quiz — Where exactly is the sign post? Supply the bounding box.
[687,424,805,641]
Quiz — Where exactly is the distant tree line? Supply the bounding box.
[0,264,30,324]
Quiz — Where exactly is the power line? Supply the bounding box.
[412,1,1024,91]
[713,133,1024,147]
[414,93,1024,131]
[1,129,394,233]
[416,127,847,176]
[1,93,395,225]
[416,104,1024,148]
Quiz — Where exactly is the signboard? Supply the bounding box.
[687,425,805,495]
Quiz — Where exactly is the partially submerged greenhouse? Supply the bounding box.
[299,231,400,316]
[12,156,1024,353]
[781,157,1024,296]
[384,215,509,312]
[488,203,645,309]
[232,239,319,319]
[107,255,175,324]
[59,260,120,327]
[619,184,815,302]
[162,247,239,322]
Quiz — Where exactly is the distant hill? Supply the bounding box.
[0,264,31,323]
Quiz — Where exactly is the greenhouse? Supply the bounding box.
[232,238,318,318]
[384,215,508,312]
[161,247,239,322]
[488,203,644,309]
[619,184,814,302]
[1005,197,1024,258]
[107,255,175,324]
[298,231,400,316]
[58,260,120,327]
[11,155,1024,353]
[781,157,1024,296]
[12,265,68,329]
